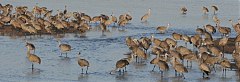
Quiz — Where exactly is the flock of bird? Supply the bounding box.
[1,3,240,80]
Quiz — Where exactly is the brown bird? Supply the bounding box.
[141,8,151,22]
[57,40,71,57]
[27,48,41,71]
[180,6,187,14]
[202,6,209,14]
[77,52,89,74]
[25,42,35,54]
[219,36,228,58]
[220,58,231,77]
[110,59,129,74]
[156,23,171,34]
[211,5,218,15]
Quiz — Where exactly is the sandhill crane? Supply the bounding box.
[181,34,191,47]
[99,22,107,36]
[139,37,151,53]
[165,38,177,48]
[77,52,89,74]
[110,58,129,74]
[198,46,208,54]
[172,32,182,41]
[125,36,139,48]
[202,6,209,14]
[172,57,188,79]
[209,46,223,57]
[196,27,205,36]
[110,13,117,26]
[25,42,35,54]
[157,57,169,77]
[151,34,161,46]
[204,24,216,34]
[229,19,240,34]
[156,23,171,34]
[57,40,71,57]
[141,8,151,22]
[121,53,134,72]
[27,49,41,71]
[151,46,164,55]
[180,6,187,14]
[150,51,161,71]
[130,46,147,63]
[169,50,183,63]
[219,36,228,58]
[183,52,197,68]
[159,40,170,52]
[211,5,218,15]
[198,58,211,78]
[220,58,231,77]
[216,22,231,37]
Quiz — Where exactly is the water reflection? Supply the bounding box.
[78,74,89,81]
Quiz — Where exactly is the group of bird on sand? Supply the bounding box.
[2,3,240,79]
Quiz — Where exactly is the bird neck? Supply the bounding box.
[27,49,31,57]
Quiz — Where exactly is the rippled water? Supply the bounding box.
[0,0,240,82]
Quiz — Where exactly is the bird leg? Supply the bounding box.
[66,53,68,57]
[202,72,204,78]
[152,65,156,71]
[175,70,177,76]
[222,68,224,77]
[222,46,225,58]
[86,66,88,74]
[225,68,227,77]
[81,68,84,74]
[32,63,34,71]
[160,70,163,77]
[182,73,185,79]
[124,66,127,72]
[186,60,189,67]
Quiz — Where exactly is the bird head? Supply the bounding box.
[78,52,81,55]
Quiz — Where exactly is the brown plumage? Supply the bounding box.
[141,8,151,22]
[172,57,188,79]
[172,32,182,41]
[180,6,187,14]
[27,49,41,71]
[220,58,231,76]
[202,6,209,14]
[219,37,228,58]
[110,59,129,74]
[229,19,240,34]
[25,42,35,54]
[198,58,211,78]
[156,24,170,34]
[77,52,89,74]
[211,5,218,15]
[58,40,71,57]
[204,24,216,34]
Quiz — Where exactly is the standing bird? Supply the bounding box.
[110,59,129,74]
[198,58,211,78]
[172,57,188,79]
[27,49,41,71]
[57,40,71,57]
[219,36,228,58]
[77,52,89,74]
[211,5,218,15]
[157,23,171,34]
[25,42,35,54]
[202,6,209,14]
[220,58,231,77]
[204,24,216,34]
[180,6,187,14]
[141,8,151,22]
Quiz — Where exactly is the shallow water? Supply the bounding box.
[0,0,240,82]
